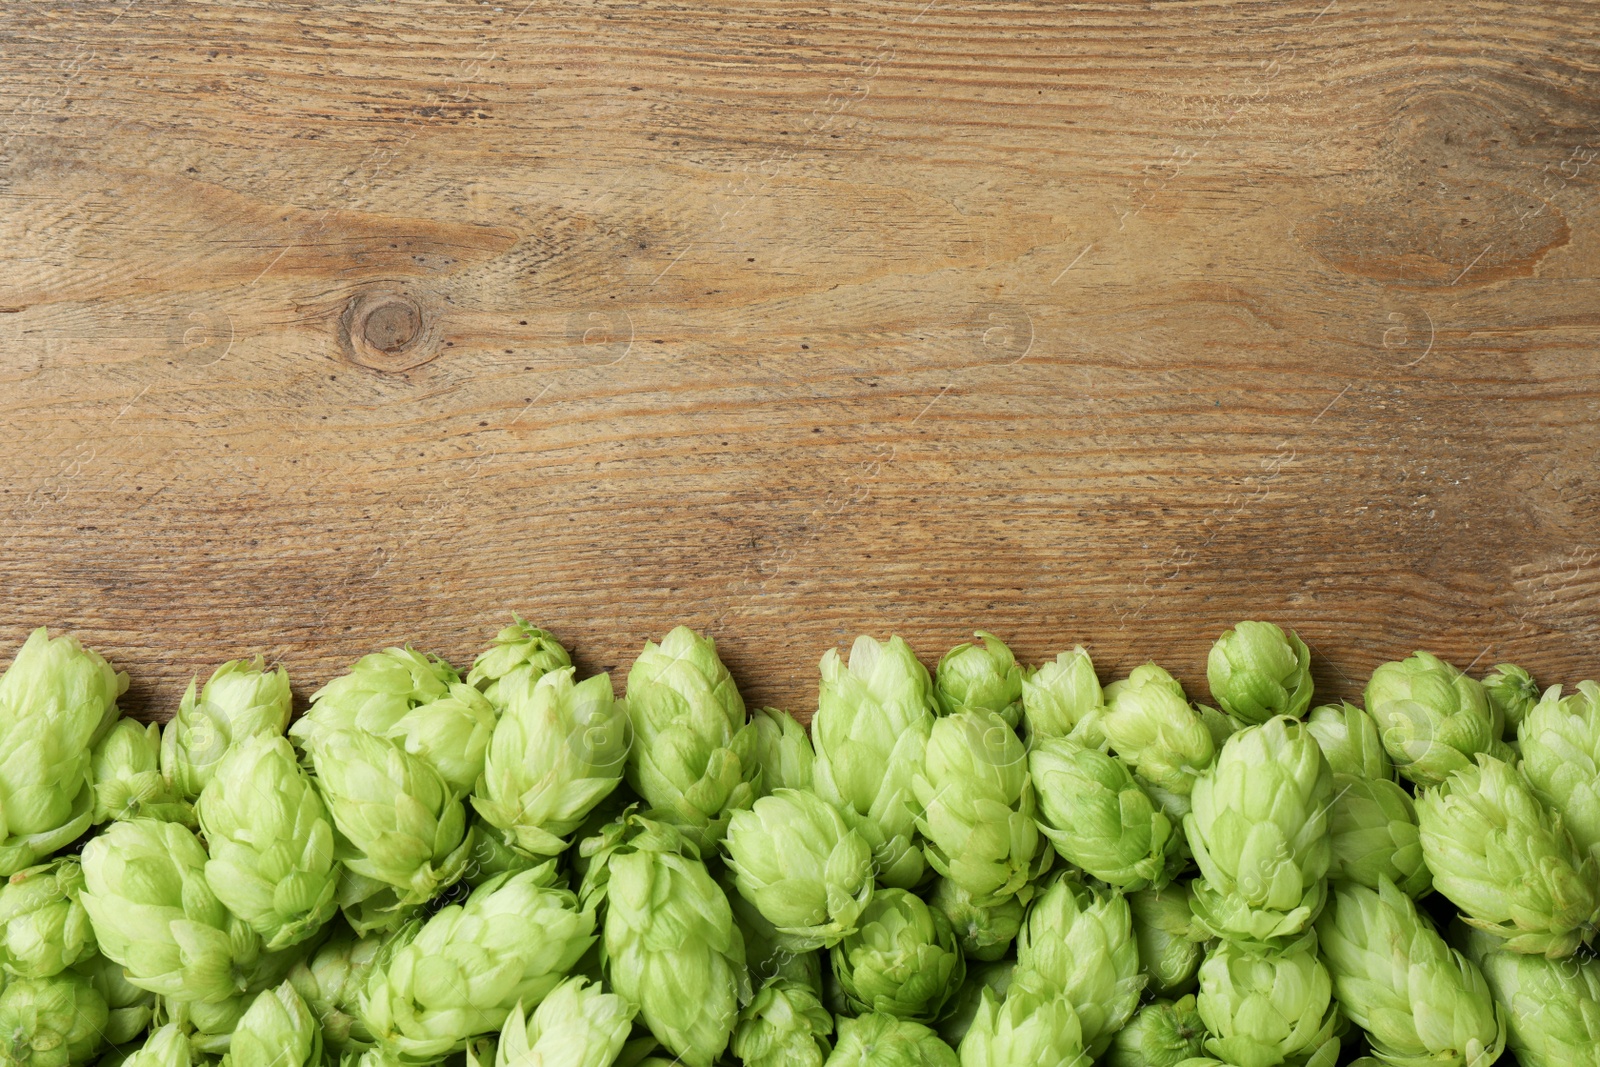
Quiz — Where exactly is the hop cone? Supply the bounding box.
[1012,874,1144,1057]
[827,1014,958,1067]
[91,719,192,826]
[161,656,290,802]
[1416,754,1600,957]
[1458,922,1600,1067]
[287,925,387,1049]
[1364,651,1495,788]
[1482,663,1539,737]
[495,976,635,1067]
[220,981,321,1067]
[811,636,938,888]
[0,858,94,979]
[1020,647,1104,745]
[123,1024,194,1067]
[1316,878,1505,1067]
[1206,621,1314,725]
[936,961,1014,1048]
[1195,932,1342,1067]
[724,866,825,992]
[1031,735,1180,890]
[1519,679,1600,863]
[1327,772,1430,897]
[725,788,874,951]
[624,626,757,851]
[580,814,748,1067]
[73,951,154,1045]
[0,969,109,1067]
[381,681,499,795]
[360,864,595,1059]
[473,668,629,858]
[307,729,472,909]
[830,889,964,1023]
[79,818,261,1002]
[956,984,1089,1067]
[196,734,337,950]
[934,632,1024,726]
[749,706,815,795]
[1104,996,1206,1067]
[1128,884,1204,998]
[733,978,834,1067]
[466,617,571,709]
[289,647,458,750]
[1184,717,1332,946]
[0,628,126,876]
[1101,663,1214,798]
[912,709,1045,905]
[928,879,1023,963]
[1306,701,1392,780]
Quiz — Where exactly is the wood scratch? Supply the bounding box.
[1051,243,1095,286]
[1450,244,1493,286]
[911,384,953,425]
[649,245,692,287]
[1310,382,1352,424]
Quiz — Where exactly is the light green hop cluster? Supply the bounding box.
[0,858,95,979]
[1020,647,1104,745]
[465,617,572,709]
[1518,679,1600,864]
[493,976,634,1067]
[956,983,1088,1067]
[221,981,322,1067]
[1306,701,1391,780]
[161,656,291,802]
[91,719,193,826]
[827,1013,958,1067]
[473,668,630,858]
[1327,772,1430,897]
[286,927,387,1050]
[935,961,1013,1048]
[1481,663,1540,737]
[1104,996,1206,1067]
[122,1024,195,1067]
[934,632,1024,726]
[733,978,834,1067]
[1206,621,1314,724]
[75,950,155,1045]
[1127,884,1204,997]
[380,680,499,796]
[749,706,816,795]
[830,889,964,1023]
[0,627,127,876]
[1458,923,1600,1067]
[1031,735,1180,890]
[624,626,758,851]
[811,635,938,889]
[1195,932,1343,1067]
[0,968,110,1066]
[928,879,1023,964]
[1365,651,1496,788]
[289,647,459,749]
[1416,754,1600,957]
[912,708,1045,905]
[1101,663,1215,799]
[1184,717,1332,945]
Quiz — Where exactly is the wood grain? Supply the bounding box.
[3,0,1600,723]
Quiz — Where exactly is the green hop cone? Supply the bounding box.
[0,628,127,877]
[495,976,635,1067]
[381,681,498,795]
[811,635,938,889]
[1101,663,1214,798]
[161,656,291,803]
[1415,753,1600,957]
[287,926,387,1050]
[220,981,321,1067]
[1519,679,1600,863]
[1020,647,1104,746]
[724,866,825,993]
[830,888,965,1023]
[935,961,1014,1048]
[732,978,833,1067]
[73,952,154,1045]
[580,814,749,1067]
[827,1014,957,1067]
[624,626,757,851]
[725,788,874,951]
[1104,996,1207,1067]
[91,719,193,826]
[1012,874,1144,1058]
[1184,717,1332,946]
[1206,621,1314,725]
[166,991,255,1055]
[123,1024,195,1067]
[1305,701,1392,780]
[1195,933,1342,1067]
[289,647,459,751]
[1128,884,1205,998]
[196,734,337,951]
[466,617,571,709]
[361,864,595,1059]
[750,707,815,795]
[1457,921,1600,1067]
[1364,651,1495,788]
[1482,663,1539,737]
[307,729,472,910]
[913,709,1045,905]
[0,859,94,979]
[79,818,262,1002]
[1316,878,1505,1067]
[956,984,1089,1067]
[934,633,1024,726]
[928,879,1023,963]
[1030,735,1180,890]
[0,969,109,1067]
[472,668,629,859]
[1327,772,1431,897]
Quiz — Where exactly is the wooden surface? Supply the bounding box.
[4,1,1600,723]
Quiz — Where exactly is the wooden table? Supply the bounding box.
[4,1,1598,722]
